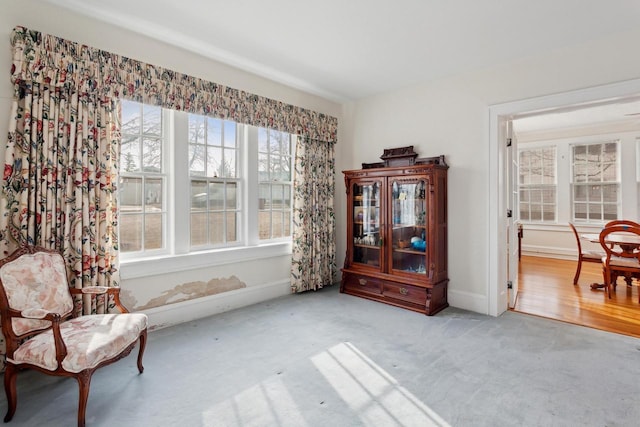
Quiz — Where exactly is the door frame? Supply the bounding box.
[488,78,640,316]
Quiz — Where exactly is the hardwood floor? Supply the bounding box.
[514,255,640,338]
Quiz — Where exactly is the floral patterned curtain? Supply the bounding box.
[291,136,336,292]
[1,77,121,315]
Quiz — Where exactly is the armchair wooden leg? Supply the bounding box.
[3,364,17,422]
[76,371,92,427]
[137,329,147,374]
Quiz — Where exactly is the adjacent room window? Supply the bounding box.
[258,128,293,240]
[571,141,619,222]
[119,101,167,253]
[188,115,240,247]
[519,147,557,222]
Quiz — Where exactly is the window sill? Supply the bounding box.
[120,241,292,280]
[519,222,605,232]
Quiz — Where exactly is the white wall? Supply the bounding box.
[337,27,640,314]
[0,0,341,329]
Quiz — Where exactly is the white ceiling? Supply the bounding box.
[44,0,640,102]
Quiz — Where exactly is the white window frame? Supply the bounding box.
[570,140,620,224]
[119,101,170,259]
[187,114,242,250]
[256,127,294,241]
[118,102,294,277]
[518,146,557,223]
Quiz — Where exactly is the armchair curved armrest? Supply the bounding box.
[69,286,130,313]
[17,308,68,364]
[21,308,51,319]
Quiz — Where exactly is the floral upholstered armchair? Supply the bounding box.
[0,245,148,427]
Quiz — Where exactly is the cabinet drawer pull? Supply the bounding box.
[399,287,408,295]
[358,279,367,286]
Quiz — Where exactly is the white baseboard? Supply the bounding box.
[448,289,488,315]
[141,279,291,330]
[521,244,576,260]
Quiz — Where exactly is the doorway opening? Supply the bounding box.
[488,78,640,321]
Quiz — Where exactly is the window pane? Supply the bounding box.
[542,188,555,204]
[602,163,617,181]
[209,182,224,210]
[573,185,586,202]
[589,204,602,221]
[574,203,587,219]
[224,121,236,147]
[542,205,555,221]
[259,211,271,239]
[121,102,141,134]
[189,145,205,175]
[142,105,161,135]
[283,213,291,236]
[226,183,237,209]
[603,204,617,220]
[226,212,237,242]
[224,148,236,177]
[588,185,602,202]
[272,211,283,238]
[281,156,291,181]
[283,185,291,209]
[258,153,269,175]
[209,212,224,244]
[207,146,222,178]
[258,128,269,152]
[120,177,142,211]
[602,184,618,203]
[121,137,141,172]
[120,214,142,252]
[207,118,222,146]
[144,213,163,250]
[145,178,162,212]
[272,185,284,207]
[191,181,207,210]
[189,115,205,144]
[190,213,207,246]
[143,138,161,172]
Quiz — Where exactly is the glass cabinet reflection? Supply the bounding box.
[351,181,381,267]
[391,179,428,274]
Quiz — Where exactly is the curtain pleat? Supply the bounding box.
[291,136,337,292]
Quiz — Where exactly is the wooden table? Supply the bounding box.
[581,232,640,252]
[581,232,640,289]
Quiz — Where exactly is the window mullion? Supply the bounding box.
[173,111,190,254]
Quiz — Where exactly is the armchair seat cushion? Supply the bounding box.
[8,313,148,373]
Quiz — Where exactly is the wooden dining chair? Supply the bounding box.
[599,225,640,300]
[0,245,148,427]
[605,219,640,229]
[569,222,605,285]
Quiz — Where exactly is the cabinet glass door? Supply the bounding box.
[352,181,381,267]
[390,178,428,274]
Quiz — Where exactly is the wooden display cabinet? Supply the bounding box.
[341,147,448,315]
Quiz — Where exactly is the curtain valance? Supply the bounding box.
[10,26,338,143]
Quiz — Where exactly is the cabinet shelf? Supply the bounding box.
[393,248,425,255]
[354,244,380,249]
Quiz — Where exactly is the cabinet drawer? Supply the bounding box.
[343,274,382,296]
[382,283,426,305]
